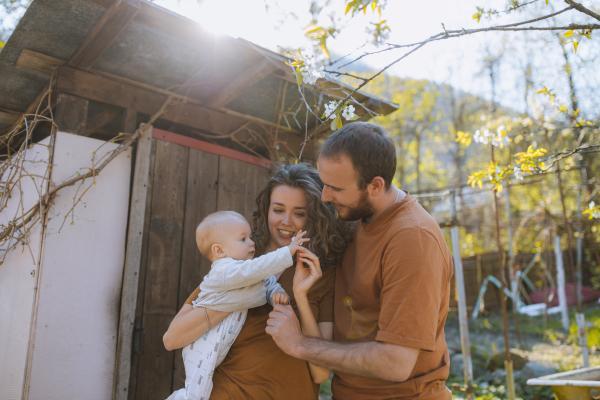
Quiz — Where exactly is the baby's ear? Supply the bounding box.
[210,243,224,259]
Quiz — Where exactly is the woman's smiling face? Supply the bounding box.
[267,185,308,249]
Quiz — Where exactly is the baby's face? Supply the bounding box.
[219,219,255,260]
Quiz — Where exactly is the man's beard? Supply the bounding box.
[336,190,374,222]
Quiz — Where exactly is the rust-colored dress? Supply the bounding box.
[185,266,335,400]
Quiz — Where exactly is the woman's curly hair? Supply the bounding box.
[252,163,351,268]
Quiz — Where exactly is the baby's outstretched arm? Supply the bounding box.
[265,276,289,306]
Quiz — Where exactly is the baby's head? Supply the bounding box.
[196,211,256,262]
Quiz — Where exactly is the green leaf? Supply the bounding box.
[293,68,303,86]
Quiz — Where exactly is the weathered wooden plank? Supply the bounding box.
[127,138,156,400]
[54,93,89,135]
[217,156,271,222]
[69,0,141,69]
[0,108,19,125]
[216,157,252,220]
[208,59,276,107]
[113,126,152,400]
[172,149,219,389]
[16,49,63,75]
[123,109,138,133]
[135,140,188,400]
[55,66,298,136]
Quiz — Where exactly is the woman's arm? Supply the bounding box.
[163,302,229,350]
[295,293,332,383]
[293,248,331,384]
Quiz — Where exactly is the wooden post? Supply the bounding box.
[575,163,590,367]
[113,126,153,400]
[450,191,474,397]
[554,235,570,332]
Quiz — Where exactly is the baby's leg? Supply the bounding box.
[184,311,247,400]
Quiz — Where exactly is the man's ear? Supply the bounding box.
[368,176,386,197]
[211,243,225,259]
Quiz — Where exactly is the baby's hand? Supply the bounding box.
[288,230,309,255]
[271,290,290,305]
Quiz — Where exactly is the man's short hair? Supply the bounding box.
[319,122,396,189]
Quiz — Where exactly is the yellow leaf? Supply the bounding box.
[564,30,574,38]
[371,1,377,11]
[305,25,324,35]
[573,40,579,52]
[472,11,482,23]
[344,2,353,15]
[320,39,330,59]
[559,104,568,113]
[0,41,4,49]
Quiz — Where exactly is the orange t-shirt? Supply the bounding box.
[185,264,335,399]
[333,195,453,400]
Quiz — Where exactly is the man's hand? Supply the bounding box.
[265,304,304,357]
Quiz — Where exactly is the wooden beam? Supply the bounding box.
[69,0,140,69]
[113,126,152,400]
[55,66,301,141]
[208,59,276,107]
[153,128,271,169]
[16,49,63,75]
[0,108,20,125]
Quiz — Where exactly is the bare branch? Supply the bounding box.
[564,0,600,22]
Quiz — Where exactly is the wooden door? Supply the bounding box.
[129,129,270,400]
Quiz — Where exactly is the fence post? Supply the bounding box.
[450,191,474,395]
[554,235,570,332]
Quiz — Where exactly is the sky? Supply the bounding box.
[152,0,599,116]
[2,0,597,116]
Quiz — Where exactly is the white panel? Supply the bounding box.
[27,132,131,400]
[0,140,50,400]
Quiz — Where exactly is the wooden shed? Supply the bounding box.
[0,1,395,399]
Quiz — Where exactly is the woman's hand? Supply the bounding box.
[293,247,323,297]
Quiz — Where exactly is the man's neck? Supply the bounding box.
[369,186,405,221]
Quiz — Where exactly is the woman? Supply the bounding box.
[163,163,349,399]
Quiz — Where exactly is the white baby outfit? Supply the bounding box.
[166,246,293,400]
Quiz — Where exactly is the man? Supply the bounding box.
[266,122,453,399]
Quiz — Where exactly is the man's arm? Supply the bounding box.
[265,304,419,382]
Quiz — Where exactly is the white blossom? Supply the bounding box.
[295,51,325,85]
[324,100,339,120]
[342,104,356,121]
[513,166,524,181]
[590,201,600,219]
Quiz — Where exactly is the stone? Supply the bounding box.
[486,351,528,371]
[520,361,558,380]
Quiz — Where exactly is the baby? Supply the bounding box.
[167,210,307,400]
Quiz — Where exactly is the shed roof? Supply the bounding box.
[0,0,396,148]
